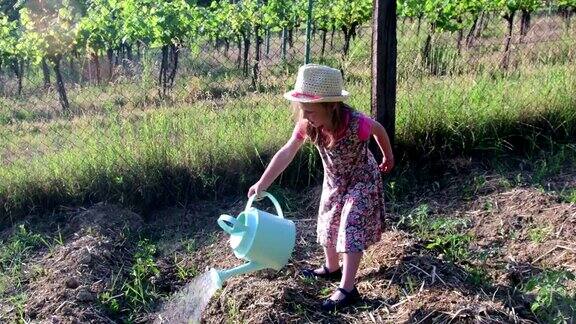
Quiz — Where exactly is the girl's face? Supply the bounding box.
[299,102,334,129]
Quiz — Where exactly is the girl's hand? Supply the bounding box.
[247,181,266,198]
[379,157,394,174]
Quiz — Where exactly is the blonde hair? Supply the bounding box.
[293,102,352,148]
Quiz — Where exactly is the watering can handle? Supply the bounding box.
[246,191,284,218]
[217,214,240,235]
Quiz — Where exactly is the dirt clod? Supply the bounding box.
[65,277,80,289]
[76,289,95,302]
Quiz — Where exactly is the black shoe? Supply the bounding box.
[301,265,342,281]
[321,287,361,312]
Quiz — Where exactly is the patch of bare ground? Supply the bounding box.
[1,203,143,323]
[2,164,574,323]
[195,169,575,323]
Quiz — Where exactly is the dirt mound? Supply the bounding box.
[67,203,144,240]
[470,187,576,273]
[24,204,143,322]
[398,289,526,323]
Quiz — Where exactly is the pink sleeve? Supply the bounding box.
[291,120,307,140]
[358,114,372,141]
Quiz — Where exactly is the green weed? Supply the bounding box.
[465,265,491,287]
[174,254,198,281]
[97,239,162,320]
[319,286,333,298]
[98,268,123,315]
[483,200,494,212]
[559,188,576,204]
[0,225,44,267]
[403,274,419,295]
[528,226,552,244]
[7,293,27,322]
[226,298,241,322]
[39,225,65,252]
[300,275,316,286]
[399,205,473,262]
[522,269,576,323]
[99,291,121,314]
[397,204,430,238]
[182,238,197,254]
[0,225,48,323]
[426,232,473,262]
[122,239,160,311]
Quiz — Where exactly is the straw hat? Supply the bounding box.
[283,64,349,103]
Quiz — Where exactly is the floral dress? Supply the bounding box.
[315,111,385,253]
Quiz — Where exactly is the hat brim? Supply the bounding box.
[283,90,349,103]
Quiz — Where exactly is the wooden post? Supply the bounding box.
[371,0,397,159]
[305,0,314,64]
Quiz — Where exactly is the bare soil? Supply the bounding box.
[1,161,575,323]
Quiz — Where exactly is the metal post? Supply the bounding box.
[305,0,314,64]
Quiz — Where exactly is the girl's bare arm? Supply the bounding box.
[370,119,394,172]
[248,134,305,197]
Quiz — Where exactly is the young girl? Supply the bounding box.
[248,64,394,311]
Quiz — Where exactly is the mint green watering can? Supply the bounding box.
[210,192,296,288]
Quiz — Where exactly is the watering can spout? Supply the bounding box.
[210,261,265,288]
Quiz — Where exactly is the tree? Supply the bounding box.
[495,0,542,68]
[556,0,576,28]
[0,0,20,21]
[398,0,426,36]
[152,0,199,97]
[203,0,247,68]
[464,0,492,47]
[519,0,542,42]
[418,0,469,74]
[224,0,259,77]
[19,0,82,111]
[77,0,123,84]
[121,0,199,98]
[332,0,373,57]
[0,13,20,93]
[312,0,335,59]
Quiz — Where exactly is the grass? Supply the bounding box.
[0,59,573,222]
[0,225,48,322]
[0,97,296,217]
[397,62,576,159]
[0,14,575,222]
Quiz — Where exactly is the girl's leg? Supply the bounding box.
[330,251,362,299]
[315,245,339,273]
[340,251,362,290]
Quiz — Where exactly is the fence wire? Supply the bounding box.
[0,3,574,215]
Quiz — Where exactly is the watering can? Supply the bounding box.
[210,192,296,288]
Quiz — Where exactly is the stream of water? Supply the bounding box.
[154,270,219,324]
